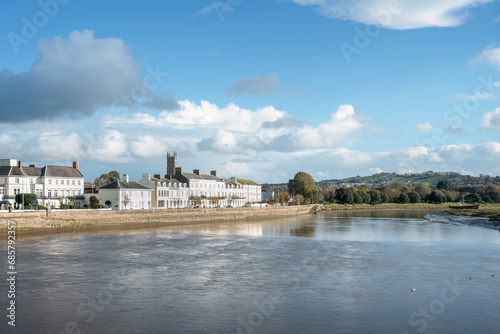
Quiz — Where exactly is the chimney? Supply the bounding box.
[143,173,151,180]
[211,170,217,177]
[18,161,22,168]
[29,164,36,168]
[194,169,200,176]
[164,174,172,180]
[154,174,161,179]
[175,167,182,175]
[73,161,79,170]
[123,173,129,182]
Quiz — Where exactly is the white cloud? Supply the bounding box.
[271,104,367,150]
[416,122,434,133]
[135,100,285,133]
[0,30,143,122]
[130,135,167,158]
[474,45,500,69]
[291,0,493,29]
[482,107,500,130]
[369,167,384,174]
[88,130,133,163]
[197,130,238,153]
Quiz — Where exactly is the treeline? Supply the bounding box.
[323,180,500,205]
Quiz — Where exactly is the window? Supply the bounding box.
[55,179,58,185]
[48,179,52,185]
[48,191,52,198]
[78,180,81,185]
[15,178,19,184]
[67,180,70,185]
[72,180,75,185]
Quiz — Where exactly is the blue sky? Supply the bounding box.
[1,0,500,183]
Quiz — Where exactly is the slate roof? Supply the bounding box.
[44,166,83,178]
[150,177,184,184]
[0,166,24,176]
[21,167,44,177]
[179,173,223,182]
[99,180,152,190]
[0,165,82,178]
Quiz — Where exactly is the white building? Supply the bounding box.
[138,173,189,209]
[97,175,153,210]
[0,159,84,208]
[227,177,262,204]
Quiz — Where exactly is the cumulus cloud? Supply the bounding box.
[482,107,500,130]
[225,74,304,96]
[197,130,239,153]
[290,0,493,29]
[88,130,133,163]
[473,45,500,69]
[130,135,168,158]
[416,122,434,133]
[270,104,367,151]
[124,100,285,133]
[0,30,143,123]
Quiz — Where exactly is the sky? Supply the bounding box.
[1,0,500,184]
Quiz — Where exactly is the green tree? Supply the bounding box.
[428,190,446,204]
[486,191,500,203]
[288,171,318,202]
[15,193,37,207]
[359,191,371,204]
[335,188,354,204]
[380,192,390,203]
[464,193,481,203]
[368,189,382,205]
[398,193,410,204]
[109,171,120,182]
[437,179,453,191]
[89,196,99,209]
[353,191,363,204]
[408,191,421,203]
[414,183,432,198]
[481,195,493,203]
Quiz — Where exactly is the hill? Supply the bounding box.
[263,171,500,190]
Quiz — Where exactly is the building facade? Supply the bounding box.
[138,173,190,209]
[0,159,84,208]
[97,175,153,210]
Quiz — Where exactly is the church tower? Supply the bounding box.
[167,151,177,176]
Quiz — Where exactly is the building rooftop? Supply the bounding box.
[236,178,260,186]
[99,180,152,190]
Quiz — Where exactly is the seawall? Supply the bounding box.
[0,205,313,234]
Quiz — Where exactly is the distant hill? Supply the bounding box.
[263,171,500,190]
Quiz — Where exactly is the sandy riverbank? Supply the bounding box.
[0,205,314,235]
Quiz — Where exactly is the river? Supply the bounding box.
[1,210,499,333]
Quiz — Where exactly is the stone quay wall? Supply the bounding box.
[0,205,313,233]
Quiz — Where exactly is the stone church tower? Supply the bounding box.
[167,151,177,176]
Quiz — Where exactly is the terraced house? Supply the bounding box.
[0,159,84,208]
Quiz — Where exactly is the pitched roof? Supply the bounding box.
[21,167,43,177]
[0,164,83,177]
[99,180,152,190]
[179,172,223,181]
[44,166,83,178]
[0,166,24,176]
[150,177,184,184]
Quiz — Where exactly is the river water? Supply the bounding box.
[2,210,499,333]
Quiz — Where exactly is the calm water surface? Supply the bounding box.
[1,210,499,333]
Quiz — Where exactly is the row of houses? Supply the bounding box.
[0,154,264,210]
[0,159,85,209]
